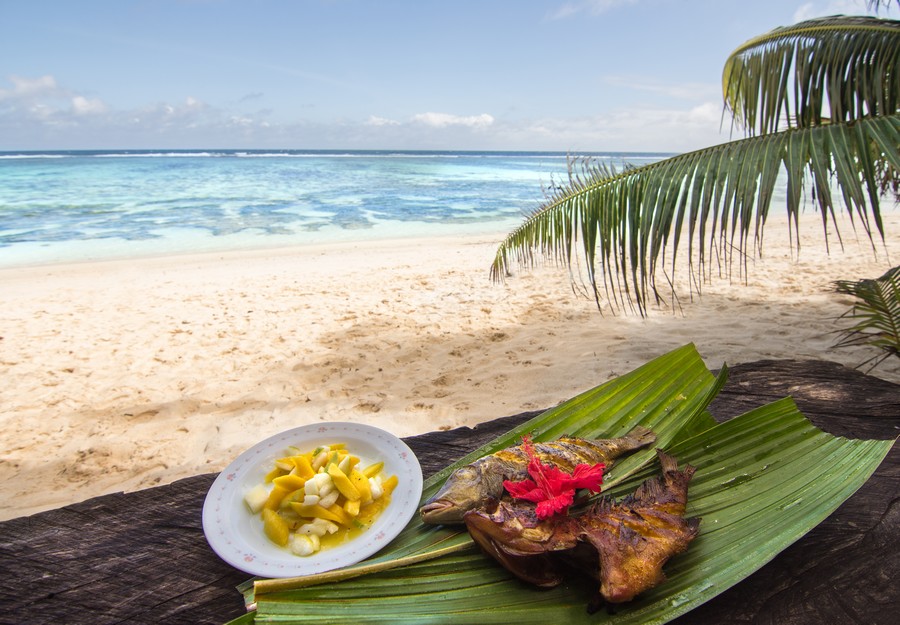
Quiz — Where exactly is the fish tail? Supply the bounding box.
[624,425,656,446]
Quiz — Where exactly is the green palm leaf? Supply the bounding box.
[833,264,900,369]
[230,345,892,625]
[491,16,900,314]
[723,16,900,134]
[491,115,899,314]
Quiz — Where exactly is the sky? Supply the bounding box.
[1,0,896,152]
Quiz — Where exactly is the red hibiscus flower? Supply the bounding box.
[502,436,605,519]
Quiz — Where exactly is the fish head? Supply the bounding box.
[419,464,488,524]
[464,499,580,554]
[464,500,568,588]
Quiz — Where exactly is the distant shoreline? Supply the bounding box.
[0,148,678,158]
[0,151,670,269]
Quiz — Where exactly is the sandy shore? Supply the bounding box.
[2,209,898,520]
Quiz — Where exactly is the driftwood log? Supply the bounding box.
[0,360,897,625]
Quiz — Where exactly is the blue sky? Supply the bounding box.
[1,0,895,152]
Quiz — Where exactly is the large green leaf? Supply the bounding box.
[227,345,892,624]
[723,16,900,134]
[491,114,899,315]
[492,16,900,315]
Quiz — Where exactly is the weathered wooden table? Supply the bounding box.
[1,360,897,625]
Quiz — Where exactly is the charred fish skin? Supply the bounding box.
[461,449,700,609]
[420,427,656,525]
[580,450,701,604]
[463,499,580,588]
[464,499,580,557]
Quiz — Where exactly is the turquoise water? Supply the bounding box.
[0,150,668,268]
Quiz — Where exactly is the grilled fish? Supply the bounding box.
[420,426,656,524]
[462,449,700,606]
[464,498,579,587]
[580,450,700,604]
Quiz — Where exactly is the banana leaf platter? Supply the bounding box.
[227,344,893,624]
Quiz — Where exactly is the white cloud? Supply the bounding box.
[488,101,731,153]
[1,75,109,121]
[135,97,210,125]
[26,103,55,122]
[548,0,638,20]
[0,74,731,153]
[366,115,401,127]
[72,95,107,115]
[411,112,494,128]
[0,75,68,105]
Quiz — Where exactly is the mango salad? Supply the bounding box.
[244,443,398,556]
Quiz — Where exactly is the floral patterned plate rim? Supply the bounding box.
[202,421,423,578]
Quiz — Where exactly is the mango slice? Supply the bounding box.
[362,461,384,478]
[262,508,290,546]
[253,442,397,556]
[349,469,372,503]
[273,474,307,491]
[327,464,360,501]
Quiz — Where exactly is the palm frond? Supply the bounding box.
[833,264,900,370]
[723,16,900,135]
[493,15,899,314]
[491,115,899,314]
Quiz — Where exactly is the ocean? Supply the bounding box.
[0,150,668,269]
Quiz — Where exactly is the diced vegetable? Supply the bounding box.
[318,488,340,508]
[263,485,292,511]
[344,499,360,516]
[275,457,295,472]
[251,441,397,556]
[279,488,307,510]
[382,474,398,496]
[290,534,317,556]
[291,455,315,479]
[350,469,372,503]
[264,467,283,483]
[369,475,384,500]
[244,483,270,514]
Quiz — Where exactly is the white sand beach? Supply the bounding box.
[1,209,898,520]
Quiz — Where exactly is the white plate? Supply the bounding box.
[202,422,423,578]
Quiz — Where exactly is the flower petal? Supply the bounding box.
[535,491,575,519]
[502,437,606,518]
[502,479,545,503]
[569,463,605,492]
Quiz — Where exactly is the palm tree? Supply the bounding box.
[491,9,900,317]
